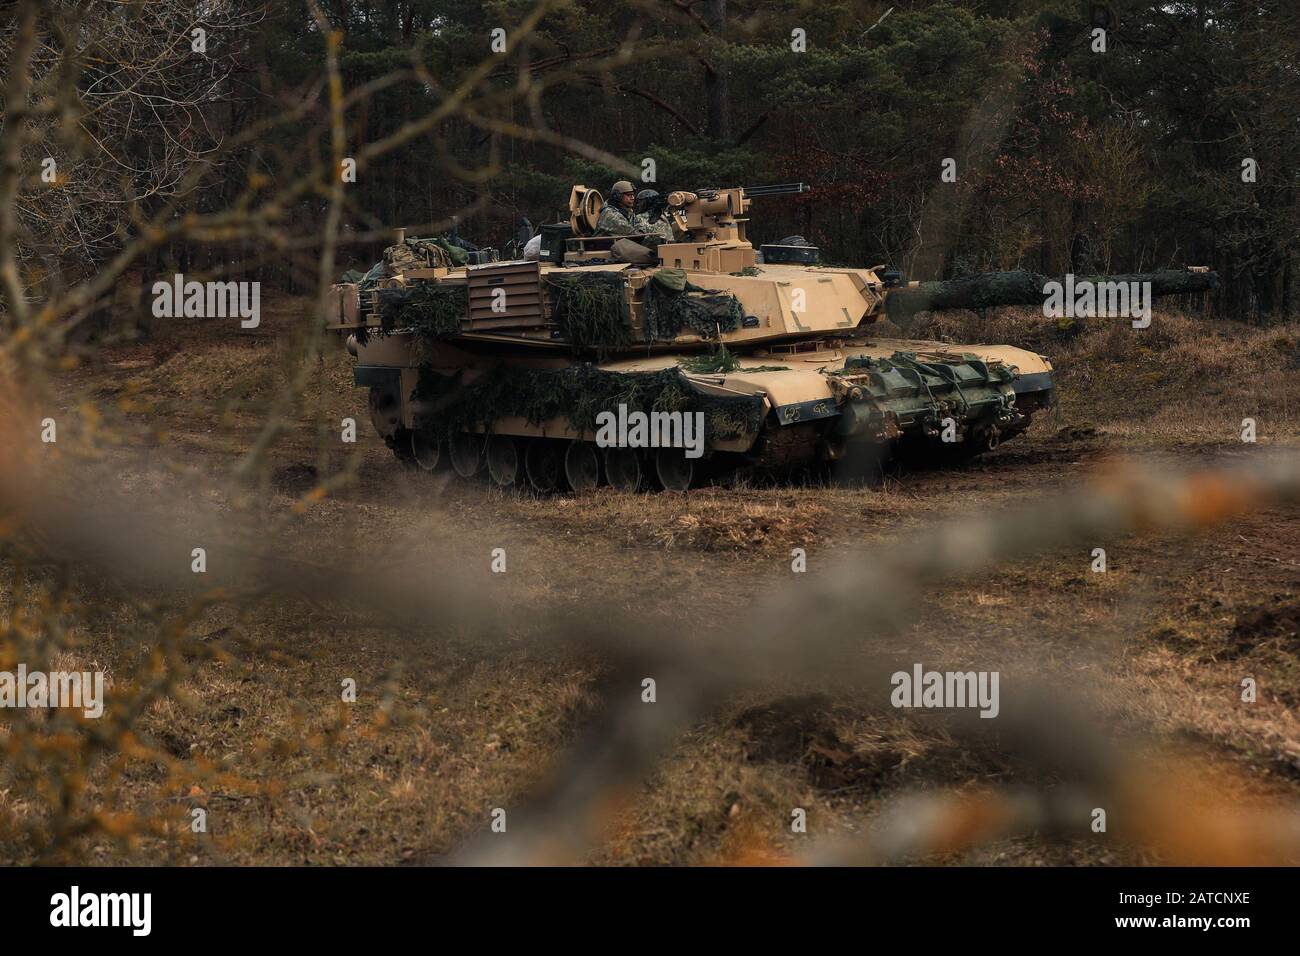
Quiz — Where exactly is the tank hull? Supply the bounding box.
[353,330,1054,491]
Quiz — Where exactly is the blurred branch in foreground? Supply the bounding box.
[2,377,1297,864]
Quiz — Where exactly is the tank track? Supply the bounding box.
[382,417,1034,494]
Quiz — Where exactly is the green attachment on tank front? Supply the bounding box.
[830,351,1017,440]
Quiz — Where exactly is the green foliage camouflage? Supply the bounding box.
[545,273,634,351]
[643,269,743,342]
[375,284,467,340]
[412,363,765,448]
[540,270,744,348]
[679,343,741,373]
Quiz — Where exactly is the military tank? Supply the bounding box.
[325,183,1217,491]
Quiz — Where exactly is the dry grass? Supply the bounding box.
[906,307,1300,441]
[3,301,1298,866]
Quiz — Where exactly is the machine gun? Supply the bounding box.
[561,181,813,269]
[648,183,812,270]
[638,182,809,227]
[690,182,811,201]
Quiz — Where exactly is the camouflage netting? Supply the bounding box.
[374,284,467,341]
[412,363,766,447]
[545,273,634,351]
[643,269,743,342]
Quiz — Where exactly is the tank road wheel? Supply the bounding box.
[385,430,418,468]
[654,448,695,492]
[564,441,601,493]
[368,386,401,437]
[485,435,521,488]
[604,448,642,493]
[524,440,563,493]
[410,431,442,471]
[449,433,484,478]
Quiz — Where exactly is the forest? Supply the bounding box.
[4,0,1297,326]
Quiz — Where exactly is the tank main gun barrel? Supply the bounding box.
[884,268,1219,321]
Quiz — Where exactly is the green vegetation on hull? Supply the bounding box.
[412,363,765,447]
[679,344,741,373]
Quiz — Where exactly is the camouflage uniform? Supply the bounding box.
[595,201,644,237]
[596,202,674,247]
[597,182,666,262]
[639,210,674,244]
[634,189,674,245]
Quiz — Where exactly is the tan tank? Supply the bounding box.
[326,183,1214,491]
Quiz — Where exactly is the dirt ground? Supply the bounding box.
[4,299,1299,866]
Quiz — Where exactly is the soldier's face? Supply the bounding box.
[619,192,635,208]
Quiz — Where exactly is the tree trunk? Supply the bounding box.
[703,0,730,141]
